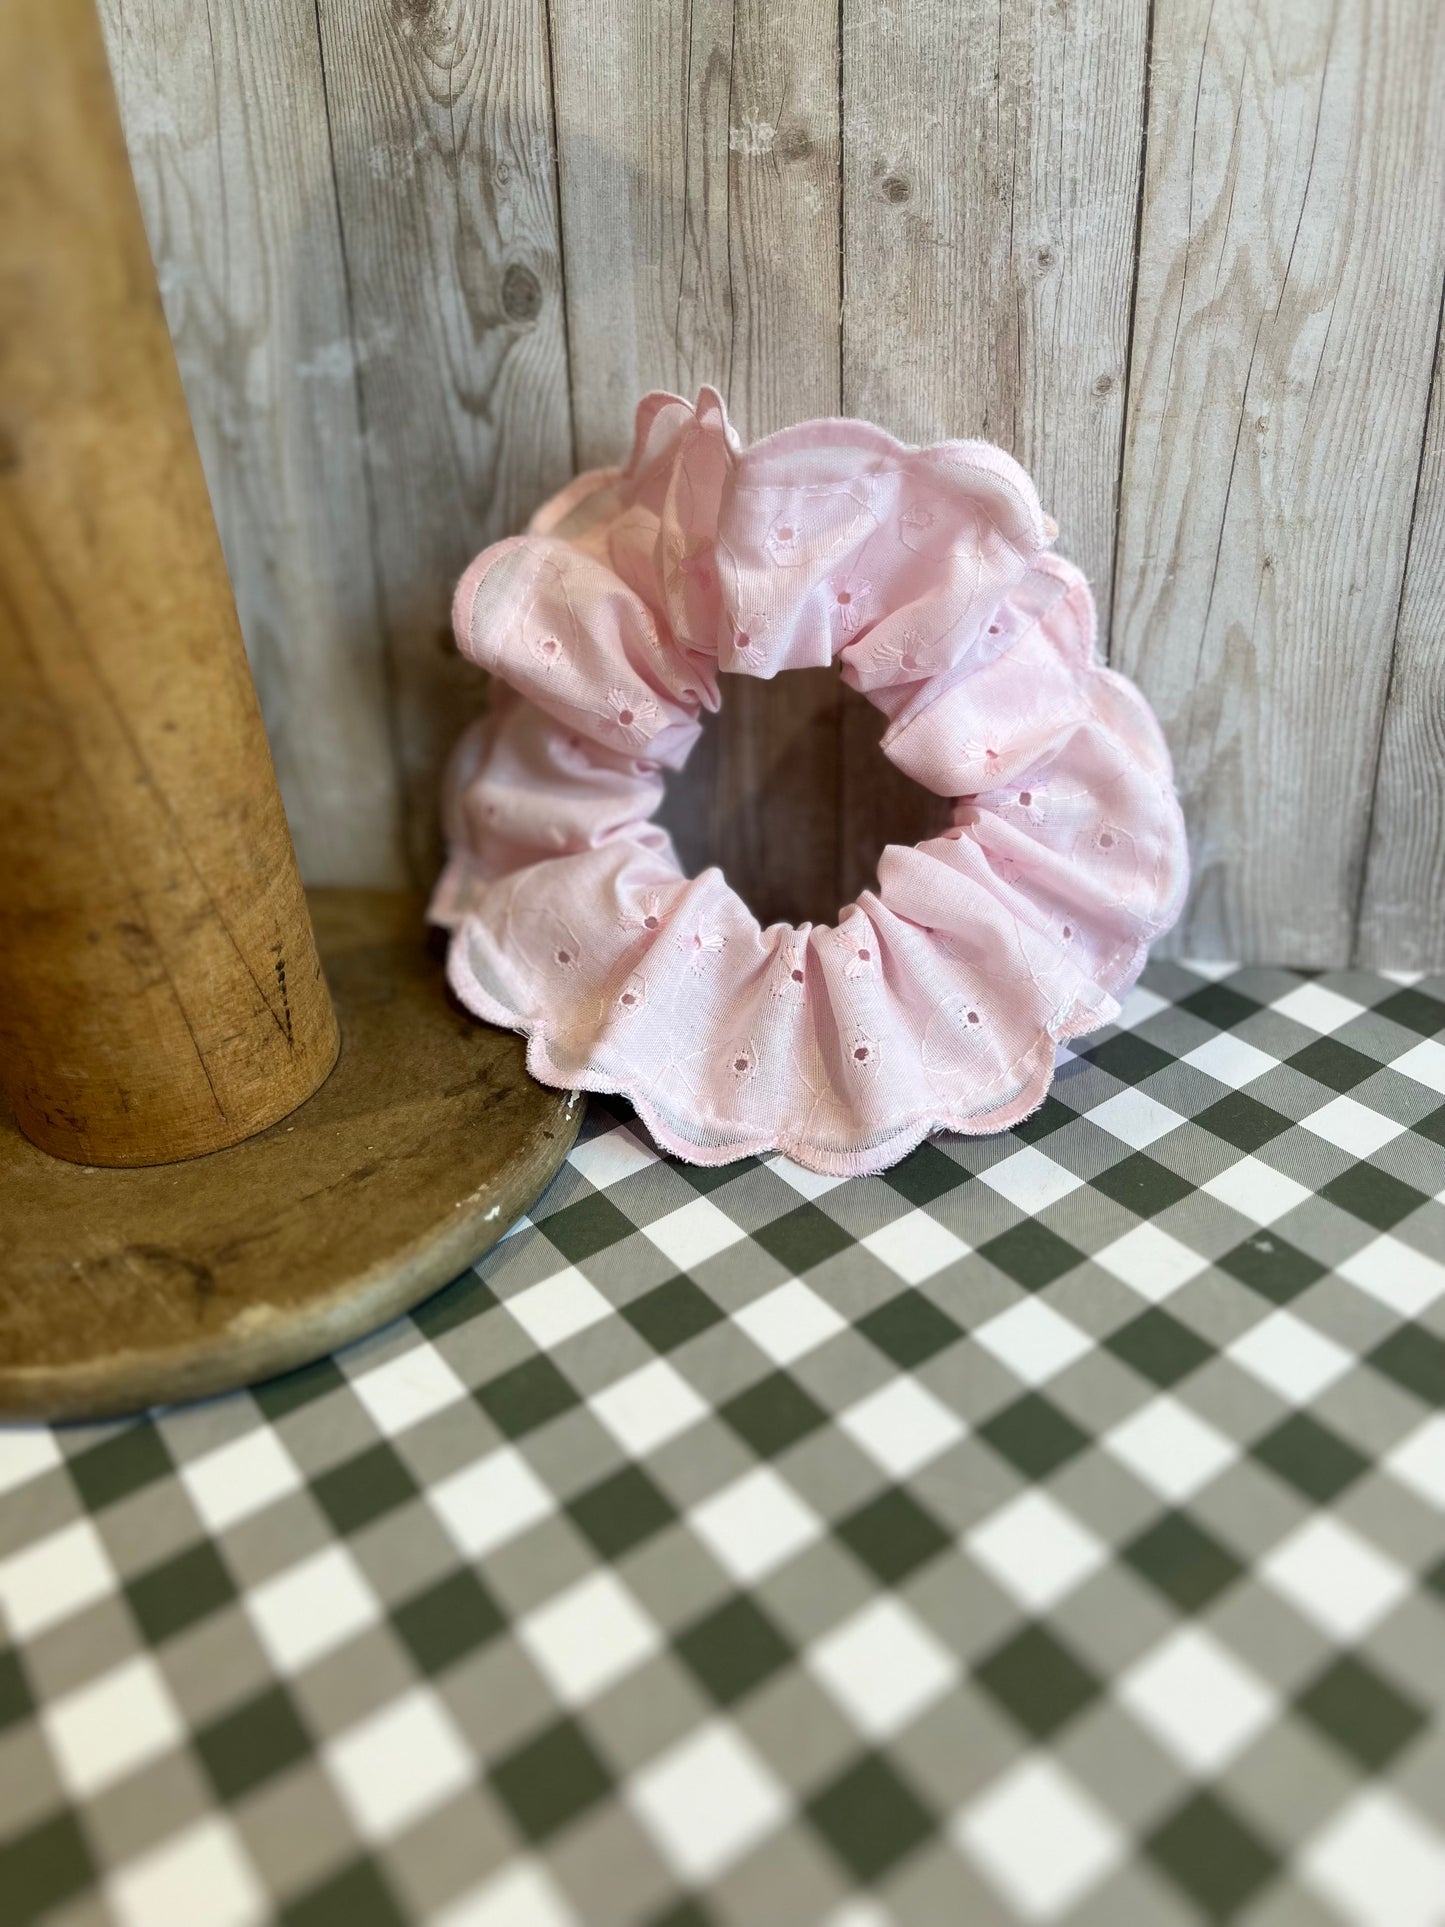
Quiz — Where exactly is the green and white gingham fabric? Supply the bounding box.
[3,959,1445,1927]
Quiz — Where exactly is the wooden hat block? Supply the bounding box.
[0,0,578,1421]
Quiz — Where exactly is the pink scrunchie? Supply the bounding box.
[431,388,1188,1177]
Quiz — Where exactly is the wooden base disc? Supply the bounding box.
[0,891,582,1421]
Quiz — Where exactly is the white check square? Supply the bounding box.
[44,1654,182,1797]
[1088,1089,1187,1149]
[1262,1516,1409,1639]
[977,1146,1084,1213]
[351,1346,468,1436]
[1202,1157,1312,1225]
[642,1197,747,1269]
[245,1545,380,1673]
[0,1519,114,1640]
[860,1209,968,1283]
[430,1446,554,1558]
[839,1378,965,1479]
[807,1598,956,1739]
[1385,1416,1445,1512]
[0,1428,60,1499]
[1299,1095,1403,1157]
[956,1759,1122,1920]
[967,1490,1105,1611]
[504,1268,613,1348]
[567,1126,656,1188]
[1094,1223,1209,1301]
[628,1723,786,1882]
[733,1279,846,1365]
[1118,1626,1273,1771]
[434,1863,578,1927]
[591,1359,706,1455]
[324,1688,472,1840]
[518,1571,659,1704]
[765,1154,847,1197]
[974,1298,1092,1387]
[1273,984,1366,1033]
[1103,1395,1236,1502]
[1115,985,1170,1029]
[1393,1037,1445,1096]
[1303,1790,1445,1927]
[1338,1234,1445,1317]
[110,1817,262,1927]
[1182,1033,1279,1088]
[181,1429,303,1534]
[1227,1310,1352,1403]
[690,1467,821,1582]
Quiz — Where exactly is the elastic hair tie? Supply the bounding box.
[431,387,1188,1177]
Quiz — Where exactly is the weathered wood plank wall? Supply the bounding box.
[101,0,1445,965]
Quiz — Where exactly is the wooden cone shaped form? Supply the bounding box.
[0,0,579,1418]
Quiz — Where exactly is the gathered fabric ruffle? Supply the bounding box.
[431,387,1188,1176]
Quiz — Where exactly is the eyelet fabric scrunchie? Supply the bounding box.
[431,387,1188,1177]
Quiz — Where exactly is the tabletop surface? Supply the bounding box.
[2,957,1444,1927]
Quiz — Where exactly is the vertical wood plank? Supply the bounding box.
[1356,310,1445,970]
[1113,0,1445,964]
[99,0,408,886]
[550,0,847,926]
[312,0,574,882]
[839,0,1148,901]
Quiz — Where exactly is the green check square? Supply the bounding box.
[127,1540,236,1644]
[805,1753,935,1882]
[645,1902,716,1927]
[1415,1103,1445,1149]
[1296,1654,1428,1770]
[1424,1554,1445,1603]
[0,1812,96,1925]
[411,1270,498,1341]
[857,1292,963,1368]
[1253,1413,1368,1502]
[979,1221,1084,1290]
[1369,1325,1445,1405]
[675,1154,762,1193]
[491,1716,612,1840]
[476,1355,579,1437]
[280,1858,405,1927]
[1124,1511,1243,1610]
[885,1141,969,1204]
[0,1646,33,1733]
[313,1443,418,1536]
[752,1202,853,1274]
[837,1489,951,1584]
[1107,1308,1211,1386]
[1320,1164,1428,1231]
[980,1393,1090,1478]
[539,1192,636,1262]
[393,1570,504,1674]
[1288,1038,1379,1093]
[675,1596,792,1705]
[1193,1093,1293,1154]
[67,1423,171,1511]
[1375,987,1445,1037]
[1145,1791,1277,1921]
[197,1685,312,1801]
[623,1276,723,1352]
[1218,1233,1326,1304]
[721,1372,828,1456]
[1178,983,1260,1031]
[567,1465,675,1558]
[254,1354,347,1419]
[1090,1152,1194,1219]
[1085,1032,1174,1084]
[1010,1096,1078,1144]
[974,1625,1101,1739]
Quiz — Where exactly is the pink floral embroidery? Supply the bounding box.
[606,687,660,743]
[837,924,877,981]
[727,1040,758,1082]
[1095,825,1119,852]
[552,941,579,968]
[1004,786,1046,825]
[831,576,872,635]
[620,890,666,934]
[771,943,807,1001]
[676,541,716,594]
[871,628,927,677]
[617,973,647,1012]
[687,929,726,973]
[848,1027,881,1072]
[900,503,936,538]
[961,739,1003,779]
[764,514,803,564]
[529,632,564,671]
[732,613,770,665]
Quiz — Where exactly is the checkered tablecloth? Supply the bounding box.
[3,959,1445,1927]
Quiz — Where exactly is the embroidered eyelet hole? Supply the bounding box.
[966,1008,981,1025]
[836,590,852,606]
[643,914,659,929]
[987,622,1002,635]
[1099,830,1116,849]
[778,525,794,541]
[854,1044,869,1061]
[858,948,871,962]
[791,968,804,982]
[617,707,635,726]
[1017,791,1032,808]
[1062,923,1074,940]
[555,947,575,965]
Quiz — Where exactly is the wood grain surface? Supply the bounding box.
[98,0,1445,965]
